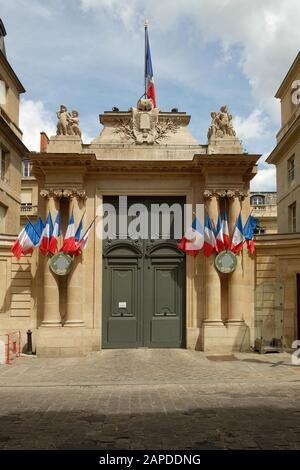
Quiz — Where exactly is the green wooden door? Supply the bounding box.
[102,197,185,348]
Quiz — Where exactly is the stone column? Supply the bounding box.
[41,193,61,327]
[203,191,223,325]
[227,192,245,325]
[65,191,85,327]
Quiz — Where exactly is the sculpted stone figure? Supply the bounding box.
[68,110,82,137]
[56,104,82,137]
[56,104,71,135]
[207,105,236,140]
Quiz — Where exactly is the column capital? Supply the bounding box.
[203,189,221,200]
[236,190,248,201]
[64,189,87,201]
[40,188,64,199]
[203,189,249,200]
[40,188,87,201]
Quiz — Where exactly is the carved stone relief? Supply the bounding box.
[203,189,248,200]
[113,98,180,145]
[40,189,87,200]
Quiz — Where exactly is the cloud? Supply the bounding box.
[80,0,300,125]
[250,167,276,192]
[250,152,276,191]
[233,109,271,141]
[0,0,54,19]
[5,0,298,159]
[20,99,55,151]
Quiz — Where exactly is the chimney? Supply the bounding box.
[40,132,49,152]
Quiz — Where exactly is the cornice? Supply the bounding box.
[0,49,25,93]
[267,115,300,164]
[255,233,300,249]
[0,115,28,155]
[28,151,258,179]
[100,111,191,127]
[275,52,300,99]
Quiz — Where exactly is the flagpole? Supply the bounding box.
[80,215,98,241]
[144,18,148,99]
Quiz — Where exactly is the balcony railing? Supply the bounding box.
[251,204,277,216]
[20,205,38,215]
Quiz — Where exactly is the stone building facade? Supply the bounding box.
[250,192,277,234]
[268,52,300,233]
[255,51,300,349]
[0,20,29,329]
[9,101,257,356]
[0,21,28,235]
[3,20,300,356]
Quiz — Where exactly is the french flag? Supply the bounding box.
[243,214,258,255]
[74,223,93,256]
[39,212,53,256]
[11,222,40,260]
[230,212,244,254]
[222,208,230,251]
[34,217,44,245]
[75,214,84,243]
[60,211,76,255]
[49,212,61,255]
[203,213,216,257]
[215,210,224,253]
[145,27,156,108]
[177,217,204,257]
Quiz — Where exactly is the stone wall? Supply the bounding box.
[0,235,36,352]
[255,233,300,348]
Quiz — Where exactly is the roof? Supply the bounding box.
[275,51,300,99]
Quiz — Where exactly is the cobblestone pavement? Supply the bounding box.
[0,349,300,449]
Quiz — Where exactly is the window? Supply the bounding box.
[21,188,32,206]
[254,226,265,235]
[289,202,297,233]
[22,160,32,177]
[251,195,265,206]
[0,147,6,181]
[0,79,6,106]
[0,204,6,233]
[288,155,295,183]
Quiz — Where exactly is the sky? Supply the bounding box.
[1,0,300,191]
